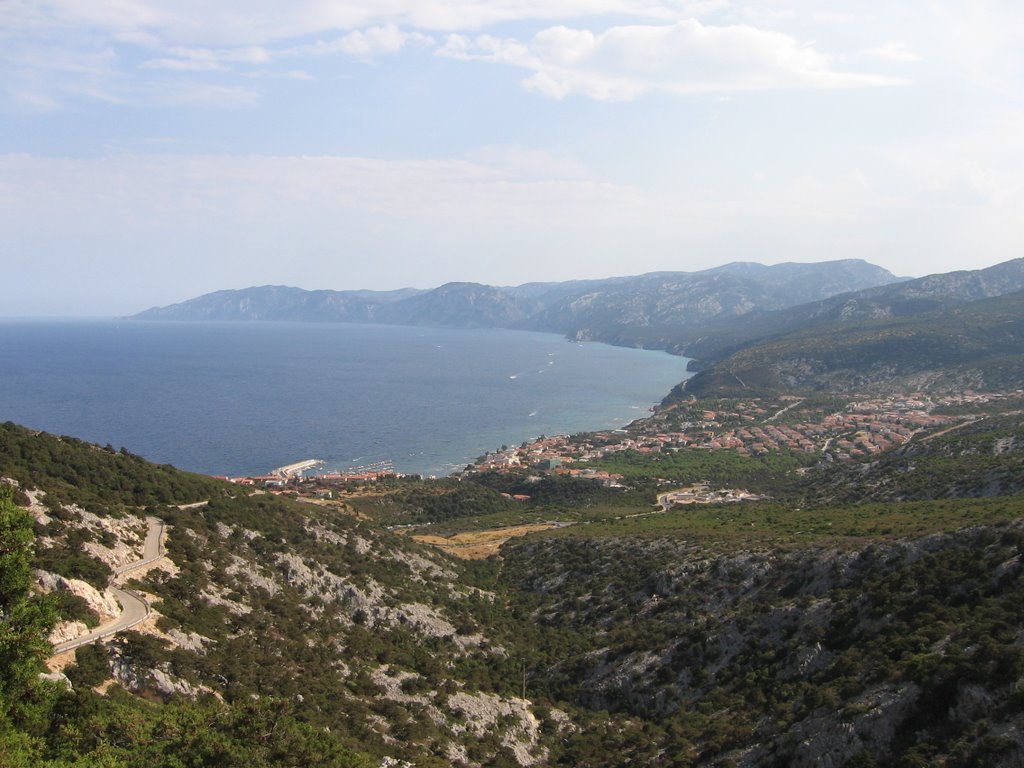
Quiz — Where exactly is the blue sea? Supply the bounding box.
[0,321,690,477]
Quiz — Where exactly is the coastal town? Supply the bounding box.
[462,389,1019,474]
[222,389,1023,506]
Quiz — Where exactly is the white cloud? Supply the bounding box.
[0,150,659,311]
[880,110,1024,207]
[0,42,123,112]
[143,45,272,71]
[0,1,723,44]
[303,25,434,59]
[861,42,921,63]
[144,81,262,107]
[0,151,644,237]
[922,1,1024,92]
[333,25,412,57]
[142,57,225,72]
[813,12,858,24]
[442,20,908,100]
[464,145,590,180]
[0,2,960,111]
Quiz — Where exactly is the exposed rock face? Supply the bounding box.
[271,548,477,643]
[447,691,545,766]
[109,653,212,699]
[304,520,348,546]
[22,487,52,525]
[388,548,455,582]
[39,669,72,688]
[393,602,457,639]
[36,570,121,622]
[165,629,211,654]
[198,583,252,616]
[76,509,147,570]
[48,620,90,646]
[787,684,921,768]
[225,554,279,596]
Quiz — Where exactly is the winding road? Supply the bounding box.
[51,517,165,656]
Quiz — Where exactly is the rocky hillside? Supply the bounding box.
[502,525,1024,766]
[381,282,542,328]
[1,423,551,767]
[134,284,424,323]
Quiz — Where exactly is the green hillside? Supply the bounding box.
[684,289,1024,397]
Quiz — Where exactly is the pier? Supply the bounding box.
[272,459,325,479]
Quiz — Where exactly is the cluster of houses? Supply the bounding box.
[465,390,1018,476]
[701,423,819,455]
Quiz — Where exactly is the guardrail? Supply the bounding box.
[113,519,166,578]
[52,587,153,654]
[50,519,166,656]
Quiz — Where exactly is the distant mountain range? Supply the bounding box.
[134,258,903,343]
[135,256,1024,397]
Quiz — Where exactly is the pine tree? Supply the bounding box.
[0,485,58,742]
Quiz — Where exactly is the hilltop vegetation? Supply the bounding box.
[503,521,1024,766]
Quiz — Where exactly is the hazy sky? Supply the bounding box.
[3,1,1023,316]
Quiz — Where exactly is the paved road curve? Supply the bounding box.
[51,517,165,655]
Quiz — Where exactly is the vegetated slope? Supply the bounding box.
[501,521,1024,766]
[682,289,1024,397]
[1,423,553,767]
[680,256,1024,366]
[132,259,901,335]
[799,412,1024,504]
[6,421,1024,767]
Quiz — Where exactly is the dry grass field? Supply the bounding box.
[412,524,558,559]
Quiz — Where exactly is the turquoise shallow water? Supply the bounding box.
[0,320,690,477]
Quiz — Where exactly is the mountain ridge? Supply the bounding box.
[132,259,904,337]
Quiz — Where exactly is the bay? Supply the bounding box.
[0,320,690,477]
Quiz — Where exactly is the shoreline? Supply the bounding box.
[3,320,691,480]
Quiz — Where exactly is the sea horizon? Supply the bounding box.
[0,319,691,478]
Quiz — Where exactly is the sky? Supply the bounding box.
[2,1,1023,316]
